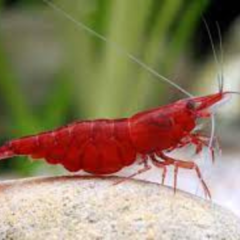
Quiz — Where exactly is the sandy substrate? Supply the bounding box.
[0,176,239,240]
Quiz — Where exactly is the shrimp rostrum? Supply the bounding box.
[0,90,234,198]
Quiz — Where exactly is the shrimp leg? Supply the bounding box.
[150,154,167,185]
[155,152,211,199]
[113,156,151,185]
[188,133,216,162]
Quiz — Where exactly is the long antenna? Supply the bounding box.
[195,18,221,198]
[216,22,224,92]
[42,0,193,98]
[202,18,223,93]
[201,18,224,149]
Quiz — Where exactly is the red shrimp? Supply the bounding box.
[0,91,234,198]
[0,1,235,199]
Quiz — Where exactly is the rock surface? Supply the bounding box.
[0,176,239,240]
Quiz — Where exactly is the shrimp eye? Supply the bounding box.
[186,100,196,110]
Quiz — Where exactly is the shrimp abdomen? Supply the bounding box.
[0,119,137,174]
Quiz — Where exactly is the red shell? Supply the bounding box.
[8,119,137,174]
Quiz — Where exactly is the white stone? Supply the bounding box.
[0,176,239,240]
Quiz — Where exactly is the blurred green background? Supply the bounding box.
[0,0,240,177]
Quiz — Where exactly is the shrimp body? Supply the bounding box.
[0,98,195,174]
[0,91,231,198]
[0,119,136,174]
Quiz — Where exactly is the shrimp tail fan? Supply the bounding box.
[0,144,15,160]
